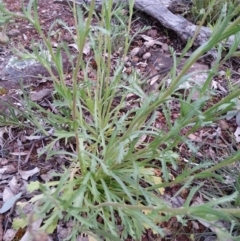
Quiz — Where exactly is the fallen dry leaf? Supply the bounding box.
[0,192,22,214]
[20,218,50,241]
[140,34,153,41]
[19,167,40,180]
[188,133,202,142]
[68,41,91,55]
[3,229,17,241]
[130,47,140,57]
[144,39,163,47]
[30,88,53,102]
[3,187,14,202]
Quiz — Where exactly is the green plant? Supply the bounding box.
[191,0,239,25]
[1,0,240,240]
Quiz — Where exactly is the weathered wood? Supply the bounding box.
[133,0,212,47]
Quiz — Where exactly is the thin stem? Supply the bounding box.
[87,201,240,216]
[71,0,96,173]
[146,151,240,190]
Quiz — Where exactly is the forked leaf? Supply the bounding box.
[45,215,58,234]
[27,181,41,192]
[13,217,27,229]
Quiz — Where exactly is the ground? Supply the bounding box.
[0,0,240,241]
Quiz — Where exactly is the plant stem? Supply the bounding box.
[87,201,240,216]
[146,151,240,190]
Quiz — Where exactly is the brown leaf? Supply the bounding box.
[30,88,53,102]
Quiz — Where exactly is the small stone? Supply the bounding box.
[216,139,222,144]
[120,9,128,15]
[126,67,132,74]
[229,127,235,132]
[130,47,140,57]
[147,29,158,38]
[138,47,146,57]
[142,52,151,60]
[23,34,28,41]
[132,56,139,62]
[116,47,123,55]
[162,43,169,52]
[125,61,131,67]
[218,70,226,76]
[8,29,20,37]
